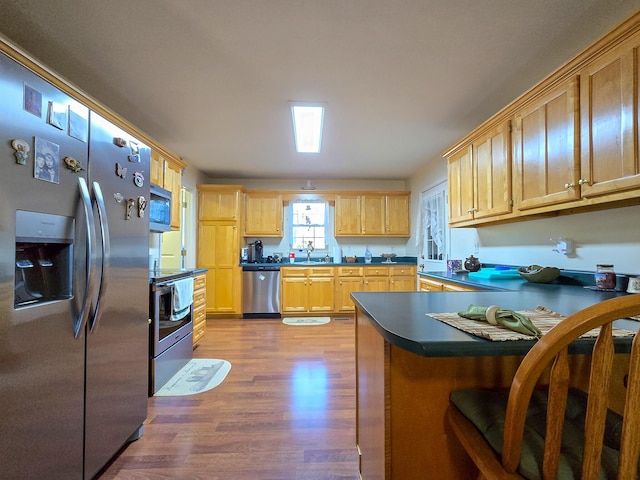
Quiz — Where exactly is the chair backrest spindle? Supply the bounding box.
[618,331,640,478]
[543,348,570,479]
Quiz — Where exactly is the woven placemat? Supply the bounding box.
[427,306,636,341]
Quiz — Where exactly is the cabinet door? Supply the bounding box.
[244,192,283,236]
[164,161,182,229]
[363,277,389,292]
[198,189,240,221]
[580,31,640,197]
[197,223,237,266]
[385,194,410,236]
[389,276,414,292]
[205,268,236,313]
[514,77,580,210]
[447,146,475,224]
[308,276,335,312]
[198,223,239,314]
[335,276,363,312]
[361,195,385,235]
[335,194,361,235]
[473,121,512,219]
[281,277,308,313]
[150,151,164,185]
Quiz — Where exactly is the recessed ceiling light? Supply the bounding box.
[291,103,325,153]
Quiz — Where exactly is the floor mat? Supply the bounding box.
[282,317,331,326]
[154,359,231,396]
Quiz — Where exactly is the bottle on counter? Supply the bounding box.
[595,264,616,290]
[364,246,372,264]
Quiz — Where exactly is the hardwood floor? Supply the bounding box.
[99,317,359,480]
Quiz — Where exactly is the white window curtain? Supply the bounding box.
[418,185,446,265]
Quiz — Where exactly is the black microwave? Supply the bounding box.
[149,184,172,232]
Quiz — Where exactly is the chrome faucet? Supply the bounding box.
[306,241,314,262]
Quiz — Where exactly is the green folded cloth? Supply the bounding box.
[457,304,542,337]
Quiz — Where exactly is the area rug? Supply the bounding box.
[282,317,331,326]
[154,359,231,397]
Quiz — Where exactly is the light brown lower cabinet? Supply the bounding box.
[418,275,479,292]
[335,266,364,313]
[388,266,416,291]
[280,267,335,313]
[282,264,417,315]
[192,272,207,346]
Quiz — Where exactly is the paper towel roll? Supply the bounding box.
[332,246,342,263]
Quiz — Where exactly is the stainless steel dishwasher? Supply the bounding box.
[242,265,281,318]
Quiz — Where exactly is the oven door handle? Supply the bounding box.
[89,181,110,333]
[75,177,96,338]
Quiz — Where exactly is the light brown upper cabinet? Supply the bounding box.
[513,76,581,210]
[447,120,512,225]
[361,194,386,235]
[385,193,411,235]
[244,191,283,237]
[447,145,474,224]
[579,29,640,198]
[198,185,242,221]
[335,192,410,236]
[446,12,640,227]
[151,149,185,230]
[335,194,362,235]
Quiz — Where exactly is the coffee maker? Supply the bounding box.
[247,240,263,263]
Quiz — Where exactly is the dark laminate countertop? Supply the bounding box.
[149,267,208,283]
[351,288,638,358]
[240,256,417,268]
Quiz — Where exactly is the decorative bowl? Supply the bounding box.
[517,265,561,283]
[344,256,358,263]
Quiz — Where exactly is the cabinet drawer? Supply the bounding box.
[193,305,207,323]
[193,319,206,344]
[389,266,415,276]
[281,267,307,278]
[337,266,363,276]
[193,274,206,290]
[307,267,334,277]
[363,266,389,276]
[193,291,206,306]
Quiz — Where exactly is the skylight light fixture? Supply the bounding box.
[291,103,325,153]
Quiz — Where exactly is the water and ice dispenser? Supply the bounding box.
[14,210,74,308]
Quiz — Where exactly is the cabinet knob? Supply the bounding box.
[564,182,574,189]
[578,179,589,185]
[466,208,478,214]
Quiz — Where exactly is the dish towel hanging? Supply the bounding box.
[171,277,194,321]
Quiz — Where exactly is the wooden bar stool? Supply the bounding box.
[447,294,640,480]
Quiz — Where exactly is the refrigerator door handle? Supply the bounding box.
[76,177,97,338]
[89,181,110,333]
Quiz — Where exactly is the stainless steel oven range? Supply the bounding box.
[149,274,193,395]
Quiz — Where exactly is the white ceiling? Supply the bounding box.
[0,0,638,181]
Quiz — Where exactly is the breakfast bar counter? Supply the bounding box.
[351,290,637,479]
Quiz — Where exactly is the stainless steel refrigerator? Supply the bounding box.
[0,50,149,478]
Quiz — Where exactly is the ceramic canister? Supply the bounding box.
[627,276,640,294]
